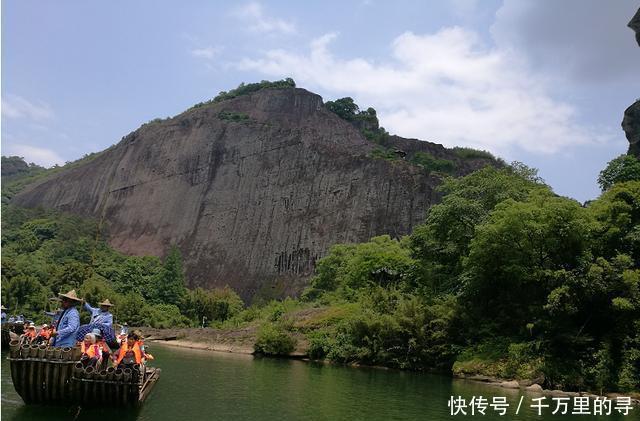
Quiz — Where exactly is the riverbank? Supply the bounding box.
[140,326,640,405]
[139,325,309,357]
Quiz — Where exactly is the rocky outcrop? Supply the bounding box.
[624,8,640,158]
[12,87,495,300]
[623,100,640,158]
[629,7,640,47]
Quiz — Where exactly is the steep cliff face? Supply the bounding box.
[629,7,640,47]
[12,88,494,299]
[625,9,640,158]
[624,100,640,158]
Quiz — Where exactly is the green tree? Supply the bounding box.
[153,245,187,305]
[410,165,543,294]
[588,181,640,263]
[325,97,359,120]
[598,154,640,191]
[114,293,147,326]
[1,274,48,317]
[145,303,190,328]
[463,190,591,337]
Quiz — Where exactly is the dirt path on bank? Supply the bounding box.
[138,325,309,357]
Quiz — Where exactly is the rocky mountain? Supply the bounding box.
[11,86,496,300]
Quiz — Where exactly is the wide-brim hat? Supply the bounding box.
[98,299,113,307]
[58,289,83,302]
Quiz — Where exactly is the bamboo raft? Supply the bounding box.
[7,340,160,406]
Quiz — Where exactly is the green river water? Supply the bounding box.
[1,344,636,420]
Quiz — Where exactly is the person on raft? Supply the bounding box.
[80,332,103,368]
[21,323,37,344]
[77,297,117,347]
[83,298,114,326]
[92,328,111,362]
[50,289,82,347]
[114,333,153,370]
[35,324,52,344]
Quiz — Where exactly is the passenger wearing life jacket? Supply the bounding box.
[114,332,154,369]
[21,323,37,344]
[91,328,111,362]
[80,333,102,367]
[35,324,51,344]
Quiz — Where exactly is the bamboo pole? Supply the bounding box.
[51,359,61,401]
[22,359,33,403]
[83,366,95,405]
[72,362,84,403]
[20,344,30,358]
[44,348,56,402]
[9,340,20,358]
[34,345,46,403]
[29,343,39,358]
[114,368,123,405]
[132,364,141,384]
[58,348,72,402]
[121,368,131,406]
[37,344,47,358]
[45,347,55,359]
[61,346,72,361]
[10,359,23,398]
[71,346,82,361]
[98,370,108,405]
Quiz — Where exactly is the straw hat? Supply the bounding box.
[27,323,36,329]
[58,289,83,302]
[98,299,113,307]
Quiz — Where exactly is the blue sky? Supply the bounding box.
[2,0,639,202]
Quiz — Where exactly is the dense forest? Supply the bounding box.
[2,149,640,394]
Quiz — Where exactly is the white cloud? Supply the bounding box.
[190,46,223,60]
[2,94,54,121]
[238,28,607,155]
[233,2,296,35]
[3,143,65,167]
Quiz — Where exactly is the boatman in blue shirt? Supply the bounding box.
[50,289,82,347]
[83,298,114,327]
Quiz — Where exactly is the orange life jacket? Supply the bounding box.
[24,329,36,339]
[115,341,142,365]
[98,340,110,353]
[38,329,50,339]
[80,342,101,358]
